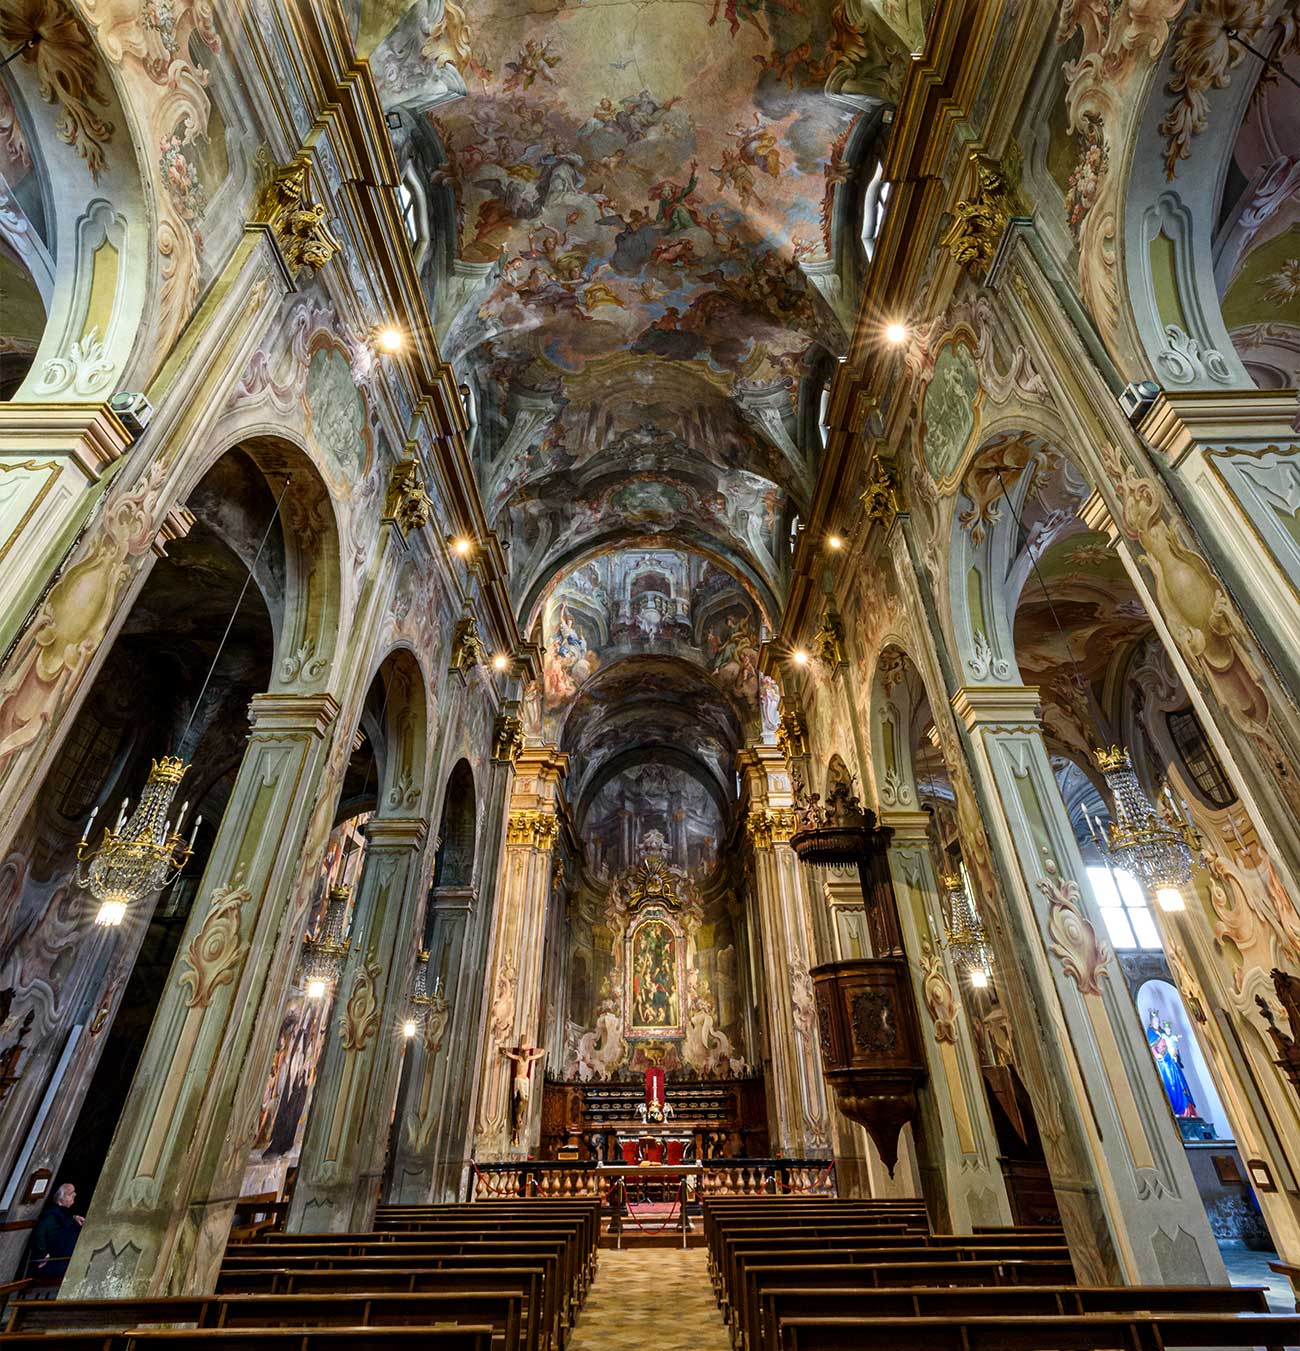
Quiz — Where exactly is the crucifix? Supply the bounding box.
[501,1044,546,1146]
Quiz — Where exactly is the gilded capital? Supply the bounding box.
[507,809,560,851]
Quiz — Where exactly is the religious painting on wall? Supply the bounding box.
[627,913,685,1037]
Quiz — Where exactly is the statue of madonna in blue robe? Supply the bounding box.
[1148,1010,1198,1117]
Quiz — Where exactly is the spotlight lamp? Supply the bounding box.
[792,649,809,666]
[827,534,843,550]
[450,535,473,558]
[884,321,908,346]
[375,325,406,355]
[493,653,509,672]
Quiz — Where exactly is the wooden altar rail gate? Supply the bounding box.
[464,1159,835,1202]
[0,1200,601,1351]
[701,1196,1300,1351]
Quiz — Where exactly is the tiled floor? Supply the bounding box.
[1220,1243,1294,1312]
[569,1248,729,1351]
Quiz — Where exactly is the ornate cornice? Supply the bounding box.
[506,810,560,851]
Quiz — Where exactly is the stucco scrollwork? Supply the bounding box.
[920,937,958,1043]
[1038,854,1112,997]
[342,954,382,1052]
[179,883,252,1009]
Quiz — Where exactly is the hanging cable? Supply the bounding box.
[1226,26,1300,92]
[182,475,292,742]
[0,37,36,71]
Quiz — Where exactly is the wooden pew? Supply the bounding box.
[757,1284,1269,1351]
[0,1333,494,1351]
[722,1237,1072,1325]
[224,1238,572,1339]
[776,1311,1300,1351]
[242,1222,589,1306]
[733,1253,1078,1351]
[375,1205,600,1283]
[247,1220,590,1302]
[4,1290,525,1351]
[218,1255,559,1351]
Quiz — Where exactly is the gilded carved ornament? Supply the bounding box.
[179,883,252,1009]
[449,615,490,679]
[254,148,341,276]
[774,699,808,761]
[492,714,525,766]
[861,454,901,530]
[383,460,432,536]
[941,153,1018,278]
[809,610,846,669]
[506,810,560,850]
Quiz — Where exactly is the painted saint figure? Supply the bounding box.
[1147,1009,1198,1118]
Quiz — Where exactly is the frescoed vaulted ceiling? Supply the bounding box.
[352,0,900,862]
[354,0,903,604]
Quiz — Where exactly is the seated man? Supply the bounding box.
[30,1182,85,1278]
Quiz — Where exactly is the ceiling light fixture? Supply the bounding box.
[827,535,843,550]
[792,649,809,666]
[493,654,508,671]
[884,322,908,345]
[452,536,472,557]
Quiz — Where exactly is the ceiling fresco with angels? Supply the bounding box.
[355,0,894,594]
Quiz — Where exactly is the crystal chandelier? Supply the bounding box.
[76,758,199,927]
[1089,746,1200,912]
[301,883,352,997]
[940,867,993,988]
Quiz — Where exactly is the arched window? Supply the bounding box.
[1087,865,1161,951]
[861,161,892,262]
[1166,708,1236,809]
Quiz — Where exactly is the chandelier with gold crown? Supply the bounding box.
[76,757,199,927]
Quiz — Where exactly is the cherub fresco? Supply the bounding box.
[502,38,559,91]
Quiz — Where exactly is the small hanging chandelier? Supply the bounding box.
[301,883,352,998]
[1089,746,1201,912]
[403,948,434,1038]
[940,867,993,988]
[76,758,199,927]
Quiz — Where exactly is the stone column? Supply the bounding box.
[62,691,340,1298]
[738,746,832,1161]
[288,816,431,1232]
[952,683,1226,1285]
[387,722,521,1203]
[472,746,567,1161]
[883,809,1012,1230]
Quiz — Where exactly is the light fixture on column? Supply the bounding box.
[301,883,352,997]
[76,758,199,927]
[1089,745,1201,912]
[940,868,993,988]
[404,947,434,1036]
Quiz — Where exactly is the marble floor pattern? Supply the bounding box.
[569,1248,729,1351]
